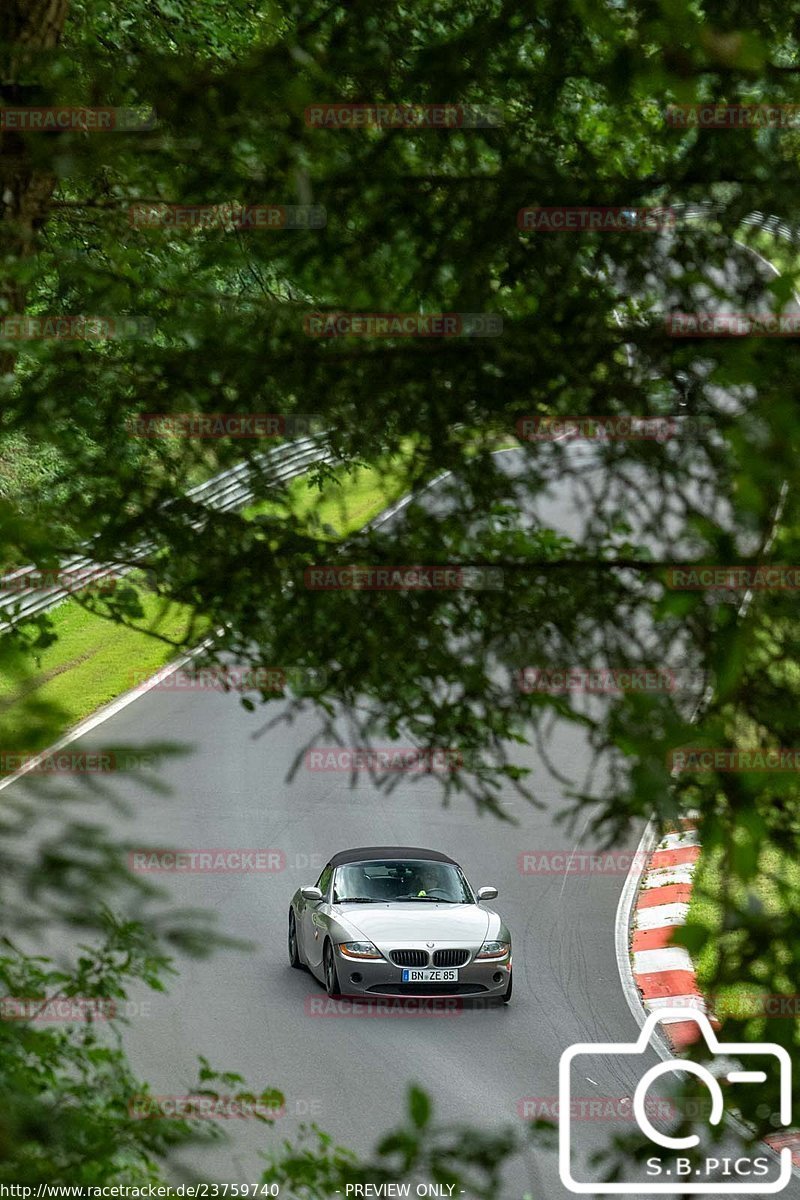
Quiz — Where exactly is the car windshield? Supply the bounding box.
[333,859,472,904]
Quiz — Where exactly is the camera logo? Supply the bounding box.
[559,1009,793,1193]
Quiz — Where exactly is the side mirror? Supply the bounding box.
[300,885,323,902]
[476,885,498,901]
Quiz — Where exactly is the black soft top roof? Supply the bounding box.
[329,846,457,867]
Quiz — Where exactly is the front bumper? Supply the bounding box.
[333,944,511,999]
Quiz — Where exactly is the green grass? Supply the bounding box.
[245,435,520,537]
[244,447,420,536]
[686,843,800,1020]
[306,463,412,534]
[246,460,413,536]
[0,583,204,754]
[0,450,416,755]
[0,434,519,753]
[735,226,800,281]
[0,452,413,754]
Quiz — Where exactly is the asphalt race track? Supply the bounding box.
[44,446,652,1198]
[10,243,799,1199]
[10,438,793,1200]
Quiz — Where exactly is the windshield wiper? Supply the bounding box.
[336,896,378,903]
[395,895,459,903]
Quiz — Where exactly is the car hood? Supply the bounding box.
[336,903,491,945]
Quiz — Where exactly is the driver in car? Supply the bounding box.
[412,863,442,897]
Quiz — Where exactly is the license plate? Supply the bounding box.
[401,968,458,982]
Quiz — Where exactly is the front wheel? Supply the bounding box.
[323,940,341,997]
[288,910,302,969]
[503,971,512,1004]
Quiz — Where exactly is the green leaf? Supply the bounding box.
[408,1085,431,1129]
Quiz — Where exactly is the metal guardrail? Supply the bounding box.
[0,434,335,630]
[742,211,794,241]
[182,436,331,512]
[672,203,795,242]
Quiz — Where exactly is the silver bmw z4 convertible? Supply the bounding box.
[288,846,512,1002]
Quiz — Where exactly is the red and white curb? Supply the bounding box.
[631,819,707,1052]
[628,818,800,1169]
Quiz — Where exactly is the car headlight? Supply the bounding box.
[475,940,510,960]
[338,941,384,960]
